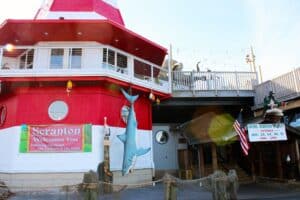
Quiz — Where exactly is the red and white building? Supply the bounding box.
[0,0,171,188]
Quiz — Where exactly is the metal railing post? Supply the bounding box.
[292,68,299,93]
[191,71,195,96]
[235,71,240,96]
[168,45,173,94]
[214,72,218,96]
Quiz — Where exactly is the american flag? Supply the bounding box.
[233,110,250,156]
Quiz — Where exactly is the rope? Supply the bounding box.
[0,173,228,191]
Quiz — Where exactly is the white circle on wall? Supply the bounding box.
[48,100,69,121]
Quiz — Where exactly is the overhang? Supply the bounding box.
[0,19,167,65]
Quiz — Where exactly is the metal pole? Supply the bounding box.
[250,46,257,72]
[168,44,173,94]
[258,65,263,83]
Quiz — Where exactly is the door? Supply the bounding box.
[152,125,178,171]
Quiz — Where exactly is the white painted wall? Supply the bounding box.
[34,49,49,69]
[0,125,153,173]
[83,48,102,69]
[0,126,103,173]
[109,128,154,171]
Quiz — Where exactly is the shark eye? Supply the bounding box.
[121,105,130,124]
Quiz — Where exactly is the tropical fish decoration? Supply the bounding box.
[117,89,151,176]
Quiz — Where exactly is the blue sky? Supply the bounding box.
[0,0,300,81]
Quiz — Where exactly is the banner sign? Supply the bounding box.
[247,123,287,142]
[19,124,92,153]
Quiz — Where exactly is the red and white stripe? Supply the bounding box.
[233,120,250,156]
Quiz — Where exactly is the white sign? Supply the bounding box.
[247,123,287,142]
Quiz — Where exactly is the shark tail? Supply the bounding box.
[121,88,139,104]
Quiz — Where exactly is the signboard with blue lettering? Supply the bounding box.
[247,123,287,142]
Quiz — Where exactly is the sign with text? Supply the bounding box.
[19,124,92,153]
[247,123,287,142]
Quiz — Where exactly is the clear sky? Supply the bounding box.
[0,0,300,81]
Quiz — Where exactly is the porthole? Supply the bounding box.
[155,130,169,144]
[0,105,7,127]
[48,100,68,121]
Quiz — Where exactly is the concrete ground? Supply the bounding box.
[7,183,300,200]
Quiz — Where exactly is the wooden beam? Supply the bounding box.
[259,146,264,176]
[276,143,283,179]
[250,145,256,182]
[295,140,300,176]
[198,144,205,177]
[212,143,218,171]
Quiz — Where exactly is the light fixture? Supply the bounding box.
[66,80,73,95]
[44,32,49,36]
[5,44,14,52]
[149,91,155,101]
[156,98,160,105]
[77,32,82,35]
[135,48,139,51]
[114,39,119,42]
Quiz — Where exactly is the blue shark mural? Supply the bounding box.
[117,89,151,176]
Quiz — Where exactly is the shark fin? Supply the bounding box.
[136,148,151,156]
[121,88,139,104]
[117,134,127,143]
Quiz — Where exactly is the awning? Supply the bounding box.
[0,19,167,66]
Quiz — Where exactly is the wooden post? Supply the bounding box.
[295,140,300,175]
[250,145,256,182]
[103,135,113,193]
[164,174,177,200]
[212,143,218,172]
[198,144,205,177]
[259,145,264,177]
[276,143,283,179]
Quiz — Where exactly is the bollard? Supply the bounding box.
[227,170,238,200]
[163,174,177,200]
[82,170,99,200]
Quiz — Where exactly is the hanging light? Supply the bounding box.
[156,98,160,105]
[149,91,155,101]
[66,80,73,95]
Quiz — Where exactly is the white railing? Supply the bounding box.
[0,46,170,94]
[172,71,258,92]
[254,67,300,105]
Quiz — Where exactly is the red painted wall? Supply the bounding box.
[0,85,152,130]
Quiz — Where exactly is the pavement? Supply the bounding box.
[7,182,300,200]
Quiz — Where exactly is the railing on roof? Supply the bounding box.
[0,46,171,94]
[172,71,258,97]
[254,67,300,106]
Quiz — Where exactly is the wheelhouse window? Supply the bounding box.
[69,48,82,69]
[103,48,115,66]
[50,49,64,69]
[117,53,127,68]
[19,49,34,69]
[134,59,152,80]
